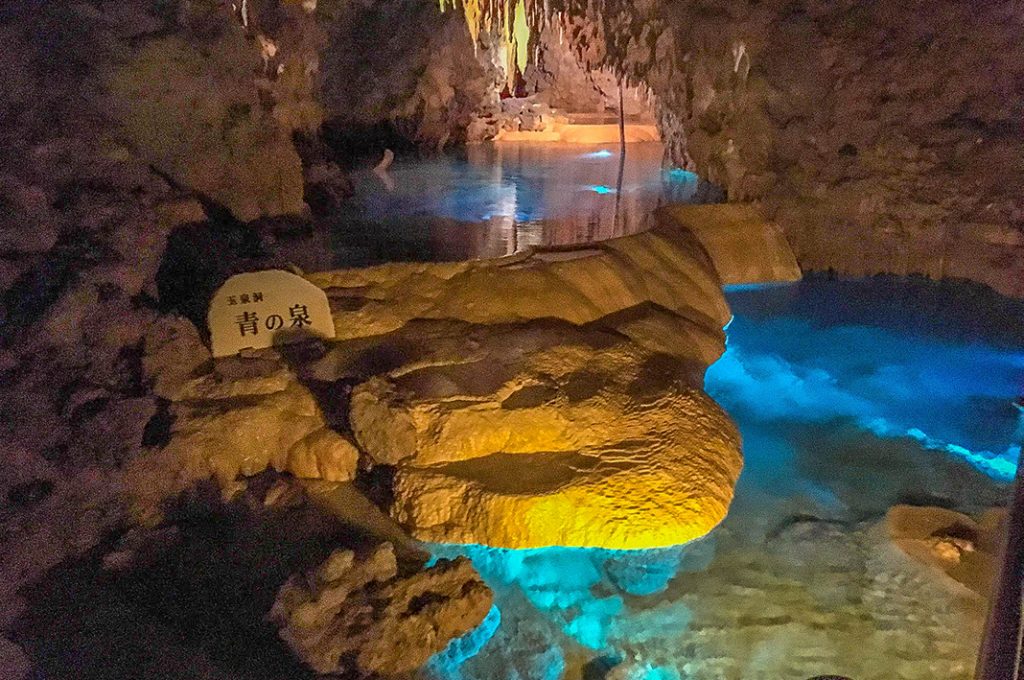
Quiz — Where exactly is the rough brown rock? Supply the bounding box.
[563,0,1024,297]
[126,354,358,523]
[269,543,493,677]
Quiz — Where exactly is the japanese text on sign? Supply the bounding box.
[208,270,336,357]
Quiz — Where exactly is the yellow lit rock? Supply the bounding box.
[126,356,358,523]
[348,323,743,550]
[284,429,360,482]
[306,223,730,348]
[656,204,802,285]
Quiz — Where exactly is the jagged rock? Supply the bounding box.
[125,356,357,523]
[584,0,1024,298]
[104,4,312,222]
[320,0,498,148]
[349,323,742,550]
[269,543,494,677]
[303,162,352,215]
[284,428,360,482]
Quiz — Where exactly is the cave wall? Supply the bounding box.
[318,0,501,149]
[567,0,1024,297]
[0,0,329,633]
[523,19,651,117]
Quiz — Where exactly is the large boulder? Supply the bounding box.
[269,543,494,677]
[348,322,742,550]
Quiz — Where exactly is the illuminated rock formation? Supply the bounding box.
[128,224,747,548]
[307,223,730,344]
[347,322,742,550]
[269,543,494,677]
[301,225,746,550]
[656,204,802,285]
[126,349,358,523]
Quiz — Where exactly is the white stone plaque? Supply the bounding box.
[208,270,336,357]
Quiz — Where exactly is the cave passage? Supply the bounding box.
[326,141,722,265]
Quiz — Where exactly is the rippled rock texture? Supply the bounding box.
[351,327,741,549]
[302,223,747,549]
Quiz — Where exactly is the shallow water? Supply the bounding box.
[431,277,1023,680]
[327,142,720,265]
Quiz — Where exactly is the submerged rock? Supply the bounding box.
[881,504,1003,596]
[269,543,494,677]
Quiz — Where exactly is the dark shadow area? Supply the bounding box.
[13,476,383,680]
[155,218,265,333]
[0,235,103,347]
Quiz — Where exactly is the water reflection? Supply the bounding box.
[328,142,720,266]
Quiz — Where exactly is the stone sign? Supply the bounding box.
[208,270,336,357]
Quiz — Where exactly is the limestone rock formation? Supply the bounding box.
[577,0,1024,297]
[104,1,316,222]
[126,352,358,523]
[656,204,802,285]
[298,225,746,550]
[348,323,742,549]
[269,543,494,677]
[307,223,731,347]
[319,0,499,149]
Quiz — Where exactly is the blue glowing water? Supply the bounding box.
[710,278,1024,486]
[328,142,719,265]
[425,276,1022,680]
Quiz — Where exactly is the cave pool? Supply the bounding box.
[333,142,1024,680]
